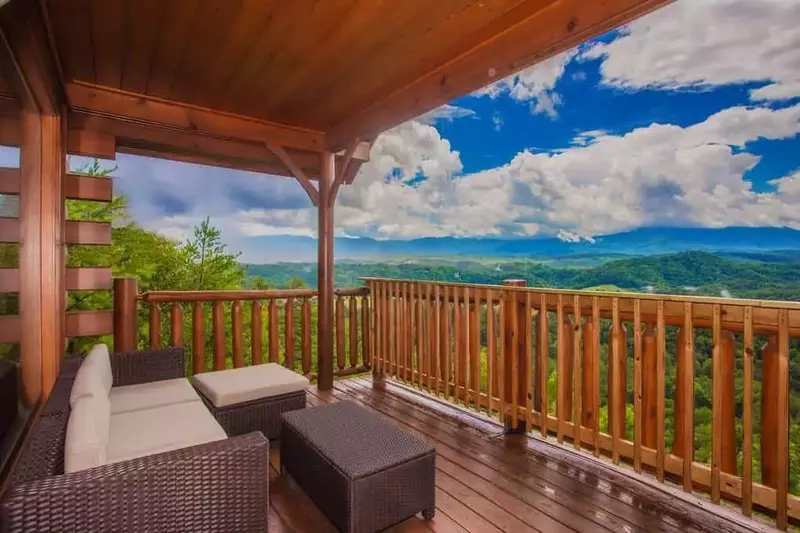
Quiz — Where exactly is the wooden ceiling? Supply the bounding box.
[1,0,671,179]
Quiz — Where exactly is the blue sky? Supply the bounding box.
[0,0,798,263]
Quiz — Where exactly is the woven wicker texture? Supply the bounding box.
[111,348,186,387]
[282,400,434,479]
[200,390,305,439]
[1,433,269,533]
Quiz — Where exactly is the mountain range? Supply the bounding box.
[249,226,800,263]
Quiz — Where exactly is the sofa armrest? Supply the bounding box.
[110,347,186,386]
[0,432,269,533]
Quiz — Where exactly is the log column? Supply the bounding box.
[113,278,139,352]
[317,152,335,390]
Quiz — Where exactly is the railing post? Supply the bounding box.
[502,279,528,433]
[113,277,138,352]
[317,151,335,390]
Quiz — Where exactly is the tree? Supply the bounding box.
[183,217,245,290]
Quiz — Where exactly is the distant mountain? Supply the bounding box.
[249,226,800,263]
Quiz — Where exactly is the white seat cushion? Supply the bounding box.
[65,393,110,473]
[106,401,227,464]
[70,343,112,405]
[109,378,201,414]
[192,363,310,408]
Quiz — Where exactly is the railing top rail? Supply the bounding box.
[360,277,800,310]
[140,286,368,303]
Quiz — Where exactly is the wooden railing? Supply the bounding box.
[118,284,371,379]
[365,278,800,530]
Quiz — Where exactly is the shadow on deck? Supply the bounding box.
[269,376,759,533]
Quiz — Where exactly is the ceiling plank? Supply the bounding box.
[89,0,124,89]
[145,0,202,98]
[168,0,242,104]
[120,0,163,94]
[326,0,671,149]
[46,0,95,84]
[67,82,326,152]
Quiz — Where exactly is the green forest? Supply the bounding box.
[0,161,798,500]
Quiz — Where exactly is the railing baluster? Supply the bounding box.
[469,288,479,406]
[453,286,462,402]
[149,302,161,349]
[441,285,451,398]
[487,289,496,415]
[582,316,596,431]
[383,282,390,377]
[742,306,754,517]
[251,301,263,366]
[633,299,643,472]
[212,301,225,371]
[524,292,533,431]
[192,302,204,374]
[231,301,243,368]
[361,292,370,369]
[461,286,471,404]
[285,297,295,370]
[720,328,736,476]
[269,299,279,363]
[393,281,400,378]
[591,297,601,455]
[610,297,623,463]
[347,296,358,368]
[510,287,519,428]
[572,294,582,450]
[336,294,346,371]
[642,325,657,449]
[676,302,694,489]
[170,303,183,348]
[498,290,506,424]
[409,283,415,383]
[302,297,311,376]
[539,293,549,439]
[656,300,666,481]
[433,285,441,396]
[430,284,437,392]
[557,294,566,443]
[762,336,778,489]
[776,309,789,530]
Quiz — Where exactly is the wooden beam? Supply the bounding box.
[66,310,113,337]
[0,267,19,293]
[326,0,671,148]
[65,220,111,245]
[67,82,325,153]
[65,267,112,291]
[266,143,320,206]
[0,166,19,194]
[329,137,359,206]
[65,129,115,159]
[69,111,327,180]
[64,173,112,202]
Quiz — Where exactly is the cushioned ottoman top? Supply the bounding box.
[193,363,310,407]
[281,400,434,479]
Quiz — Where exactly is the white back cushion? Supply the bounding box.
[65,393,110,473]
[70,344,112,405]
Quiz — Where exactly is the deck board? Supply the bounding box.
[265,376,758,533]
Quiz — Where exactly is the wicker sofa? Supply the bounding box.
[0,348,269,533]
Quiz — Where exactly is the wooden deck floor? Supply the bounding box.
[268,376,757,533]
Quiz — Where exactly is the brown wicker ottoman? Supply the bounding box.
[281,400,435,533]
[193,363,309,440]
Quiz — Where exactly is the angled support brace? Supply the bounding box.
[265,143,320,206]
[328,137,359,207]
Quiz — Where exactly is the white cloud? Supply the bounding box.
[583,0,800,100]
[472,50,577,118]
[339,104,800,239]
[492,114,504,131]
[416,104,477,125]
